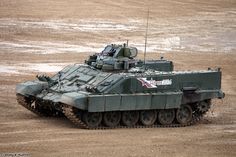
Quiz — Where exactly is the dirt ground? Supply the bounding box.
[0,0,235,157]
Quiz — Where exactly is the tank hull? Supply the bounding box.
[16,65,224,129]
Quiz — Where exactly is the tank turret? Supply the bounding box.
[85,43,173,72]
[85,43,137,71]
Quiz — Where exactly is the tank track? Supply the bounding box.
[16,94,62,117]
[62,105,89,129]
[17,93,208,129]
[62,104,206,130]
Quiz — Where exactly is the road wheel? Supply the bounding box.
[158,109,175,125]
[140,110,157,126]
[82,112,102,128]
[121,111,139,127]
[176,104,193,125]
[103,111,121,127]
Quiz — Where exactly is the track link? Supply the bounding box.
[62,105,89,129]
[62,104,205,130]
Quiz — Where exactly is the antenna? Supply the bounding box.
[144,7,150,67]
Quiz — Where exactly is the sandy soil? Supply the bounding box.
[0,0,235,157]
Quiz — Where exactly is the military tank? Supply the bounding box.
[16,43,224,129]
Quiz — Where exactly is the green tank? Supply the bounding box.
[16,44,224,129]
